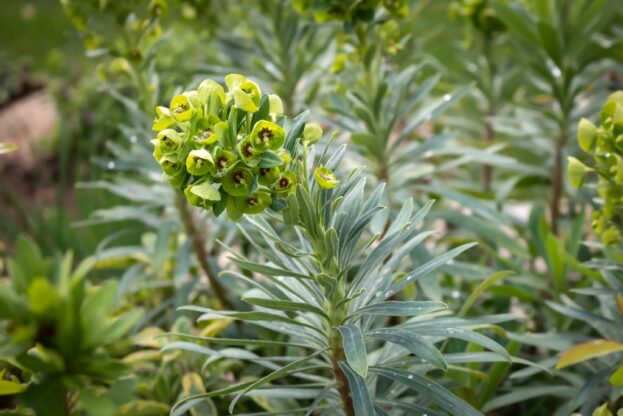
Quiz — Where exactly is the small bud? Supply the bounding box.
[314,167,339,189]
[268,94,284,116]
[303,123,323,145]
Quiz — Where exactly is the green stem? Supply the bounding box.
[176,192,234,310]
[482,34,495,193]
[324,283,355,416]
[550,122,568,235]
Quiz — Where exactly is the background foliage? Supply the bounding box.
[1,0,623,415]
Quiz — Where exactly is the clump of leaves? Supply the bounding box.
[569,91,623,246]
[152,74,325,221]
[0,237,142,415]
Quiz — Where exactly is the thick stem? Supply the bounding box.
[330,345,356,416]
[550,129,567,235]
[176,192,234,310]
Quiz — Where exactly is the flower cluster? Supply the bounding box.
[568,92,623,245]
[152,74,325,220]
[292,0,407,24]
[450,0,507,36]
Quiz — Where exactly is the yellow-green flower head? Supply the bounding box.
[314,166,339,189]
[258,166,280,186]
[213,148,237,176]
[222,166,254,196]
[273,170,297,196]
[186,149,214,176]
[303,123,323,145]
[250,120,286,151]
[234,191,272,214]
[154,129,182,154]
[185,181,220,209]
[573,91,623,245]
[225,74,262,113]
[170,94,194,122]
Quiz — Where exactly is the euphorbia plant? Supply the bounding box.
[150,75,524,415]
[0,237,142,415]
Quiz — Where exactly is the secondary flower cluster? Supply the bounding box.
[569,92,623,245]
[151,74,325,220]
[292,0,407,24]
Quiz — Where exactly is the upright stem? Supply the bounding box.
[176,192,234,310]
[550,124,568,235]
[331,355,355,416]
[325,284,356,416]
[482,118,495,192]
[329,332,356,416]
[482,34,495,193]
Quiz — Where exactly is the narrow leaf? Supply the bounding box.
[338,325,368,377]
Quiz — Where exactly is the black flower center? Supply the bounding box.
[217,156,228,169]
[243,143,254,157]
[279,178,289,188]
[258,127,274,141]
[233,172,244,184]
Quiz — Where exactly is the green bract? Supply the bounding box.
[185,181,220,208]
